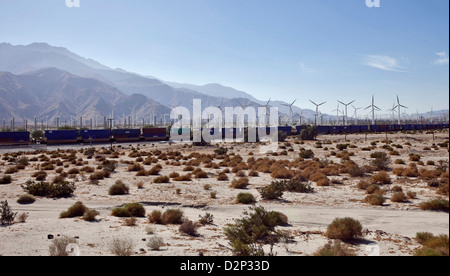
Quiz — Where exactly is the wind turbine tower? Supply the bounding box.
[364,95,381,125]
[310,100,326,126]
[282,99,297,126]
[338,100,355,126]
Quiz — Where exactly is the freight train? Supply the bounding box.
[0,123,448,146]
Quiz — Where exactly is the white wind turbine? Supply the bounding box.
[259,98,271,127]
[337,100,355,126]
[351,105,362,125]
[365,95,381,125]
[310,100,326,126]
[332,104,342,125]
[391,95,408,125]
[282,99,297,126]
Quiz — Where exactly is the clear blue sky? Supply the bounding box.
[0,0,448,114]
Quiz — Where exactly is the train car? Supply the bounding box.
[349,125,362,133]
[330,126,343,134]
[81,129,111,143]
[45,130,79,144]
[360,125,370,133]
[143,128,168,141]
[278,126,293,136]
[369,125,379,132]
[113,129,141,142]
[317,126,331,134]
[0,131,30,145]
[295,126,303,135]
[401,124,413,131]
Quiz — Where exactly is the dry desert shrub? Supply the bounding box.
[230,177,250,189]
[179,220,200,237]
[419,199,449,212]
[370,171,391,185]
[109,180,129,195]
[325,217,363,241]
[414,233,449,256]
[153,176,170,184]
[147,236,164,251]
[363,194,386,206]
[0,175,12,185]
[194,168,209,179]
[173,173,192,182]
[391,192,408,203]
[49,236,78,256]
[161,209,184,225]
[313,241,356,256]
[217,172,229,181]
[109,238,135,256]
[60,201,87,218]
[356,180,371,190]
[147,165,163,176]
[148,210,162,224]
[127,163,143,172]
[169,172,180,178]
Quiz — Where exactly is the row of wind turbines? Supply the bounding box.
[277,95,415,126]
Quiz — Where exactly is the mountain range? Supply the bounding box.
[0,42,447,128]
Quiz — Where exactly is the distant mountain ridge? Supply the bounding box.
[0,68,171,126]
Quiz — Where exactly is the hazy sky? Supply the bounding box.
[0,0,448,114]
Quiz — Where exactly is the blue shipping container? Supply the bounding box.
[45,130,79,141]
[81,130,111,140]
[0,131,30,142]
[113,129,141,137]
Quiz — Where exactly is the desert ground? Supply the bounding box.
[0,130,448,256]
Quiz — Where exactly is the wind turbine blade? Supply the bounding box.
[309,100,317,106]
[319,102,327,106]
[348,100,355,105]
[291,99,297,105]
[338,101,345,106]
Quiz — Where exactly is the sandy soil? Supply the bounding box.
[0,130,448,256]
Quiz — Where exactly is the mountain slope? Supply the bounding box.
[0,68,171,126]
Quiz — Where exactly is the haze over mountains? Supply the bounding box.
[0,42,318,126]
[0,42,446,127]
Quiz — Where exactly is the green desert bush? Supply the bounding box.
[325,217,363,241]
[260,181,285,200]
[60,201,87,218]
[414,233,449,256]
[17,194,36,205]
[21,180,75,198]
[0,175,12,185]
[419,199,449,212]
[108,180,130,195]
[223,206,288,256]
[236,193,256,204]
[112,203,146,218]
